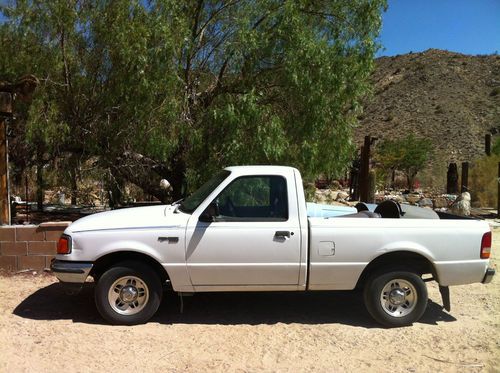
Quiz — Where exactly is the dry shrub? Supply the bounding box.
[469,155,500,207]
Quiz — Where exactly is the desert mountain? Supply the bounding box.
[356,49,500,168]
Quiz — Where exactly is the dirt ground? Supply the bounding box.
[1,229,499,373]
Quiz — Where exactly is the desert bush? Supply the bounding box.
[469,155,500,207]
[374,133,433,190]
[492,137,500,156]
[490,87,500,97]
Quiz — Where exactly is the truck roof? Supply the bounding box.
[223,165,299,176]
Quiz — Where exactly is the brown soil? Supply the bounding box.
[0,228,499,372]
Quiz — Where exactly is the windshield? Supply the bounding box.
[178,170,231,214]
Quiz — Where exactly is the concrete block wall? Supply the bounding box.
[0,222,71,271]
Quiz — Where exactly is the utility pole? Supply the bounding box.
[0,92,12,225]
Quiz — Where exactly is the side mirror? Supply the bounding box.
[199,202,219,222]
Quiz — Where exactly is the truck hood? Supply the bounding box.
[66,205,189,233]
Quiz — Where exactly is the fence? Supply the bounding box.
[0,222,70,271]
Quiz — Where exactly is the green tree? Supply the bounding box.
[492,136,500,156]
[375,133,433,190]
[1,0,386,202]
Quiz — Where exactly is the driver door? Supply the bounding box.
[185,174,302,289]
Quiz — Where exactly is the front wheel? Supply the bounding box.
[364,270,428,327]
[95,261,162,325]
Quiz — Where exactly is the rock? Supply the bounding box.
[406,194,421,204]
[391,195,406,203]
[451,192,471,216]
[160,179,172,191]
[336,191,349,201]
[433,196,449,209]
[418,198,433,208]
[330,180,341,190]
[328,190,339,201]
[314,190,327,203]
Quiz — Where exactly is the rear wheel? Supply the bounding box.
[364,270,428,327]
[95,261,162,325]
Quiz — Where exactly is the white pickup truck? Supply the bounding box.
[51,166,495,327]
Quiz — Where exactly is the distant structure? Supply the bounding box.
[0,75,39,225]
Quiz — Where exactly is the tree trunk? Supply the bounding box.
[70,166,78,205]
[107,173,124,208]
[108,152,173,203]
[168,156,187,201]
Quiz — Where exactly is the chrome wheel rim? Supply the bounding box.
[108,276,149,315]
[380,279,417,317]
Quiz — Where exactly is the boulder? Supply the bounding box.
[391,195,406,204]
[336,191,349,201]
[451,192,471,216]
[406,194,421,205]
[433,196,449,209]
[418,198,433,208]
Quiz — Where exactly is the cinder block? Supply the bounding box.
[44,228,65,242]
[0,256,17,271]
[18,256,46,270]
[0,241,27,255]
[0,227,16,241]
[28,241,57,255]
[16,226,44,241]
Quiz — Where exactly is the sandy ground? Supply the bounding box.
[1,230,499,373]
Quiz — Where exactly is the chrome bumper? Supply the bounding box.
[482,267,495,284]
[50,259,93,283]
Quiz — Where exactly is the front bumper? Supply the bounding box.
[482,267,495,284]
[50,259,93,283]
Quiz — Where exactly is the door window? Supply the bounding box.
[215,176,288,221]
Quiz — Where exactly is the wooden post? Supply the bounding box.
[349,156,360,201]
[485,134,491,156]
[461,162,469,193]
[446,163,459,194]
[0,92,12,225]
[359,136,371,202]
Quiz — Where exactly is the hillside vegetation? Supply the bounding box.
[357,49,500,178]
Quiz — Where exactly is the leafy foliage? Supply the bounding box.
[492,137,500,156]
[0,0,386,202]
[469,154,500,207]
[375,133,433,190]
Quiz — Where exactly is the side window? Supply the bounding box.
[215,176,288,221]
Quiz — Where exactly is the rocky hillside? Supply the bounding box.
[356,49,500,171]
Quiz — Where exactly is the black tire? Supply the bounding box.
[364,270,428,327]
[95,261,162,325]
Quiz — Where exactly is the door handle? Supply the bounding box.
[275,231,293,238]
[158,236,179,243]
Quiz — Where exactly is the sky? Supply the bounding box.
[1,1,498,57]
[377,0,500,57]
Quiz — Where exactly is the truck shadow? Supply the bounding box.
[13,283,456,327]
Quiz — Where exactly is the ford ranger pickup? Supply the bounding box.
[51,166,495,327]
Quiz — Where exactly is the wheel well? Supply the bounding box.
[355,251,436,289]
[90,251,170,284]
